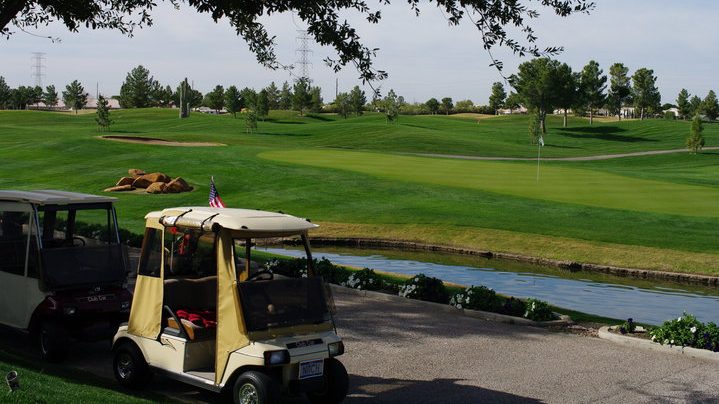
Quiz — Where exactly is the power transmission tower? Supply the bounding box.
[295,30,312,82]
[31,52,46,87]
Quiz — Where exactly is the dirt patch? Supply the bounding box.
[99,135,226,147]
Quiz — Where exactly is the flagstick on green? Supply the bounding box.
[536,135,544,183]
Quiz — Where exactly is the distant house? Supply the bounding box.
[195,106,227,114]
[86,97,121,109]
[663,107,680,118]
[497,105,528,115]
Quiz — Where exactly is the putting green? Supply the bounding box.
[261,149,719,218]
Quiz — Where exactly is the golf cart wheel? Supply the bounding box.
[233,371,279,404]
[307,358,349,404]
[38,321,68,362]
[113,343,151,389]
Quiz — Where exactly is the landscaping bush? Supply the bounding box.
[314,257,349,284]
[450,285,501,311]
[341,268,383,291]
[265,257,308,278]
[523,298,555,321]
[398,274,449,304]
[618,318,637,334]
[649,313,719,351]
[499,297,527,317]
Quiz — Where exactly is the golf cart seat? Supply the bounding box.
[164,276,217,340]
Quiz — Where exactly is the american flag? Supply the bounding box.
[209,177,226,208]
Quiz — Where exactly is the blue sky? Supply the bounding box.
[1,0,717,105]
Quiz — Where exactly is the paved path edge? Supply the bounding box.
[598,326,719,363]
[330,284,573,328]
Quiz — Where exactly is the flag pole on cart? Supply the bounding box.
[209,176,226,208]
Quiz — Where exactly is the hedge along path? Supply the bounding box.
[260,149,719,218]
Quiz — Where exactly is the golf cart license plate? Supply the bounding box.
[299,359,324,379]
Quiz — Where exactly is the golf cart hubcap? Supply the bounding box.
[238,383,258,404]
[117,353,134,379]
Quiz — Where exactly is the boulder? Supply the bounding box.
[132,177,153,189]
[116,177,135,187]
[146,182,168,194]
[166,177,193,193]
[104,185,135,192]
[141,172,171,183]
[128,169,146,178]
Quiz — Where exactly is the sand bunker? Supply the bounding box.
[100,135,226,147]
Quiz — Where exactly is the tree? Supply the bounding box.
[488,82,506,114]
[425,98,440,115]
[607,63,631,120]
[554,63,577,127]
[0,76,9,109]
[119,65,157,108]
[309,86,323,113]
[687,114,705,153]
[504,92,522,113]
[43,84,58,107]
[334,92,351,118]
[244,109,258,133]
[205,85,225,112]
[440,97,453,115]
[62,80,87,114]
[455,99,475,113]
[30,85,43,106]
[689,95,702,118]
[2,1,593,83]
[510,58,562,134]
[631,68,660,120]
[153,84,173,107]
[240,87,257,110]
[265,82,280,110]
[278,82,292,110]
[578,60,606,125]
[95,95,113,131]
[700,90,719,121]
[292,79,312,115]
[256,88,270,119]
[676,89,691,120]
[224,85,242,118]
[9,86,34,109]
[382,89,400,123]
[174,78,202,118]
[349,86,366,116]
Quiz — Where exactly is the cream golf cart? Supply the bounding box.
[112,207,348,404]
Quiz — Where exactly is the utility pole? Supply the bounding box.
[295,30,312,82]
[335,78,338,99]
[31,52,46,88]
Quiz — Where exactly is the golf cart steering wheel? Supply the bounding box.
[247,270,274,282]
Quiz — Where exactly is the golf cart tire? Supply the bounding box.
[38,321,68,362]
[233,370,279,404]
[307,358,349,404]
[113,342,151,389]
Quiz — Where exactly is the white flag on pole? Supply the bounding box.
[538,135,544,147]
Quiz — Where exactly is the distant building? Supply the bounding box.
[497,105,528,115]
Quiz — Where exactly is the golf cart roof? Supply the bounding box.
[147,207,318,237]
[0,190,117,205]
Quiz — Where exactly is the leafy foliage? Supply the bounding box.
[687,114,705,153]
[62,80,87,114]
[523,298,554,321]
[649,313,719,351]
[578,60,606,124]
[398,274,449,304]
[119,65,157,108]
[631,68,661,120]
[676,89,691,120]
[341,268,383,291]
[224,85,242,118]
[450,285,501,311]
[204,85,225,112]
[488,82,506,114]
[95,95,112,131]
[607,63,631,119]
[700,90,719,121]
[292,78,311,116]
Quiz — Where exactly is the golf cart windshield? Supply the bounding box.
[38,203,126,289]
[238,277,331,332]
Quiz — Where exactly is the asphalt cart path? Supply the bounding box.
[2,285,718,403]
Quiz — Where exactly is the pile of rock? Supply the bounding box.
[104,169,193,194]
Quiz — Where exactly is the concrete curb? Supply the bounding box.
[598,326,719,363]
[302,237,719,287]
[330,284,572,328]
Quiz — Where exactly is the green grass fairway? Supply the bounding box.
[1,109,718,275]
[260,149,719,218]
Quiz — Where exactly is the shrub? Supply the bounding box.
[314,257,349,284]
[265,257,308,278]
[398,274,449,304]
[618,318,637,334]
[450,285,501,311]
[523,298,555,321]
[499,297,527,317]
[341,268,383,291]
[649,313,717,349]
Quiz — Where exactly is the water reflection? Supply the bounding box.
[260,246,719,325]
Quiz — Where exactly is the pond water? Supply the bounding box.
[259,246,719,325]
